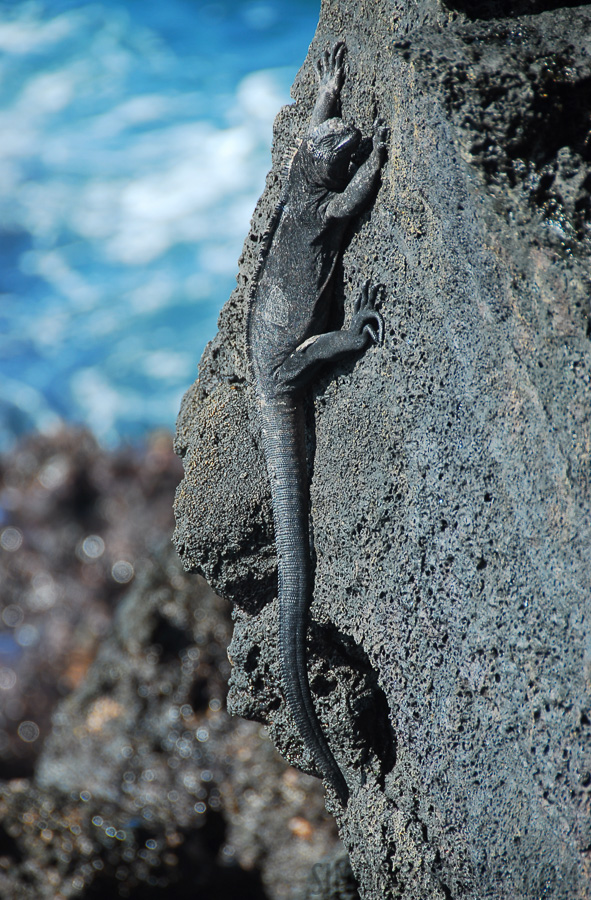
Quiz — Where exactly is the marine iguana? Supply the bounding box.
[246,42,388,806]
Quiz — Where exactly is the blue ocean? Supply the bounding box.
[0,0,319,448]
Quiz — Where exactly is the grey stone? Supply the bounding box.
[0,547,343,899]
[175,2,591,898]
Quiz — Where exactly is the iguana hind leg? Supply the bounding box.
[276,281,384,392]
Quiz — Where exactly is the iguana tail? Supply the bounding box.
[258,394,349,806]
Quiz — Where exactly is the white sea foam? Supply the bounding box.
[0,12,78,54]
[69,368,131,441]
[0,1,308,445]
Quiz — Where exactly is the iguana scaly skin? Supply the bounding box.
[246,43,387,806]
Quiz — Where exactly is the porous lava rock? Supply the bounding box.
[0,431,343,899]
[175,1,591,898]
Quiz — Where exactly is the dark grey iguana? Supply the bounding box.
[246,42,388,806]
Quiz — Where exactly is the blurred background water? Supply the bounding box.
[0,0,320,449]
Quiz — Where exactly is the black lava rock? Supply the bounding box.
[174,2,591,898]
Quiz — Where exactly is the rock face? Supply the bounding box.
[1,546,343,900]
[174,1,591,898]
[0,431,343,900]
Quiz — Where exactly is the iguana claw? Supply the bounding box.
[352,280,385,345]
[315,42,346,93]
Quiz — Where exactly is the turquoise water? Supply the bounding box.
[0,0,319,447]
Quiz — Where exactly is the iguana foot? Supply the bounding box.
[315,42,346,94]
[350,280,385,345]
[372,118,389,163]
[275,282,384,392]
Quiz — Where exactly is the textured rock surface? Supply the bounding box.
[0,431,344,900]
[0,547,344,900]
[174,1,591,898]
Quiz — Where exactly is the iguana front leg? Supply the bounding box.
[326,119,389,220]
[309,43,346,129]
[275,282,384,392]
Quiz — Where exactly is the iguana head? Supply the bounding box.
[304,118,361,189]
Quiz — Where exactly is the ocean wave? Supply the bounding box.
[0,0,316,447]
